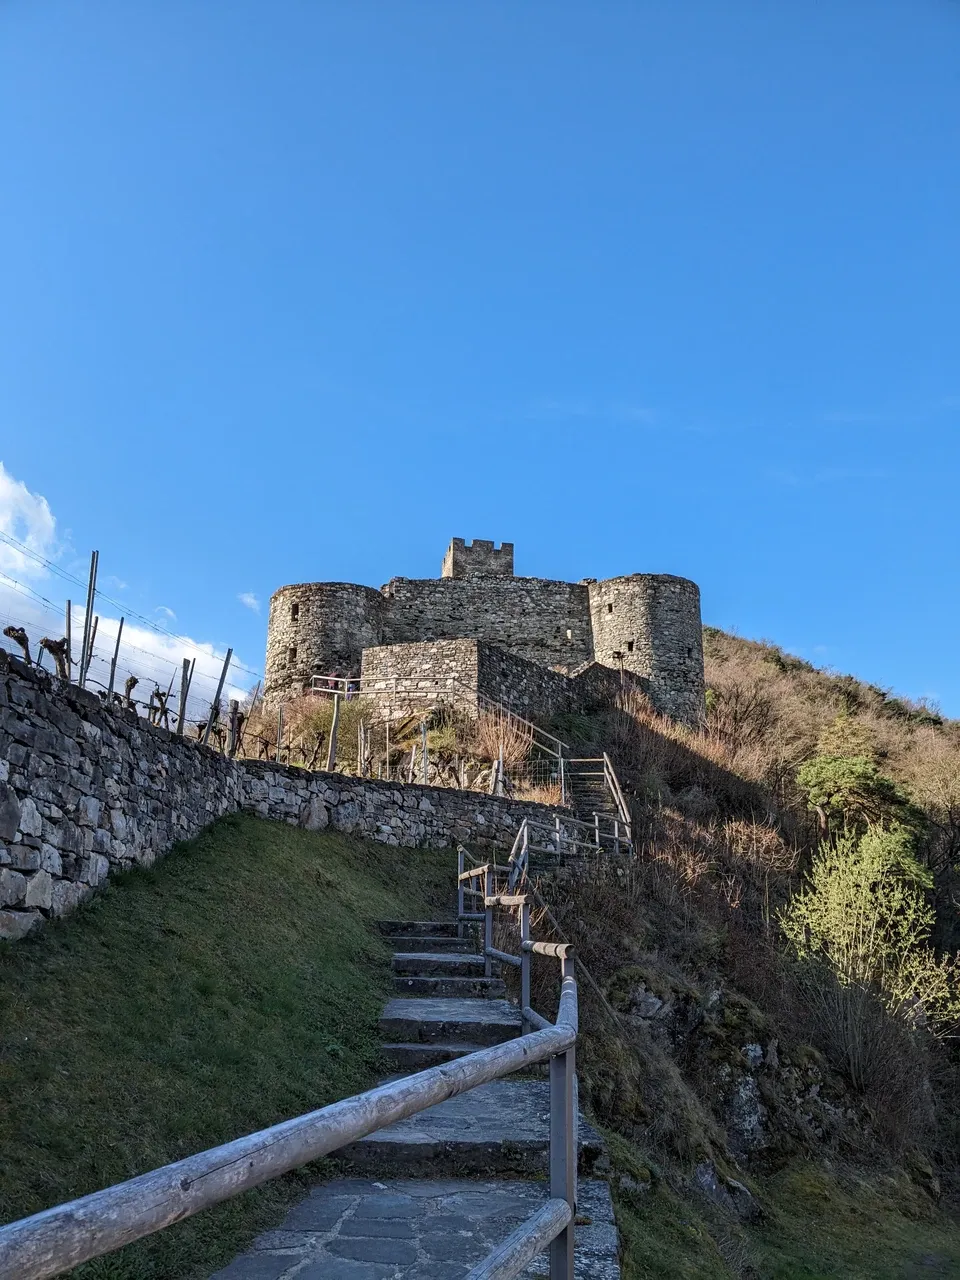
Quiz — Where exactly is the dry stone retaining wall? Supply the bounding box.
[0,649,561,942]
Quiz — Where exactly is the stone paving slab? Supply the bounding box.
[209,1177,620,1279]
[392,952,487,975]
[379,998,521,1047]
[342,1079,605,1177]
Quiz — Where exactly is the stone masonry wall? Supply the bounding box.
[360,640,480,720]
[360,639,639,726]
[588,575,704,723]
[266,582,386,703]
[384,577,594,671]
[441,538,515,579]
[0,649,563,941]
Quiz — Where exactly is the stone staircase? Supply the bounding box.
[210,917,621,1278]
[565,759,621,830]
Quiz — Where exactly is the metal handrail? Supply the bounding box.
[0,858,579,1280]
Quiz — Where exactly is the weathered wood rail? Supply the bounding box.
[0,840,581,1280]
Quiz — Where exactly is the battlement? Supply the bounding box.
[441,537,515,579]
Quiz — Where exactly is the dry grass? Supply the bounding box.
[469,707,534,767]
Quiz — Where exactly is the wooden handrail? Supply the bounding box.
[0,852,580,1280]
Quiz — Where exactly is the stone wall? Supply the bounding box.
[384,576,595,671]
[588,575,704,722]
[0,649,563,941]
[265,582,386,702]
[360,639,639,726]
[360,640,480,720]
[441,538,514,579]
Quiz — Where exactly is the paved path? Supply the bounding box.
[211,918,621,1279]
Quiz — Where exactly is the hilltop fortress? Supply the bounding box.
[264,539,705,724]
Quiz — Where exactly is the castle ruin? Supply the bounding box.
[264,539,705,724]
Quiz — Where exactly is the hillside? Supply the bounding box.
[0,817,453,1279]
[536,628,960,1276]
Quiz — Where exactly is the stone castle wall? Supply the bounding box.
[383,577,594,669]
[588,575,704,722]
[441,538,514,579]
[0,649,563,941]
[264,540,705,725]
[360,639,637,726]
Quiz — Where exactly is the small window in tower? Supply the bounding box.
[291,602,300,622]
[607,603,613,613]
[627,640,635,653]
[566,629,573,640]
[288,646,297,664]
[687,647,693,658]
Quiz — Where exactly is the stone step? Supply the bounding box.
[379,998,521,1046]
[393,975,507,999]
[390,935,475,953]
[382,1040,485,1071]
[392,951,486,977]
[341,1078,605,1178]
[208,1176,620,1279]
[377,920,460,938]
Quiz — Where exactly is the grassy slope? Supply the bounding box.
[0,814,454,1279]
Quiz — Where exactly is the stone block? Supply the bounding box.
[77,795,101,827]
[7,846,41,872]
[0,868,27,906]
[0,909,39,940]
[18,797,42,838]
[40,844,63,876]
[22,870,53,910]
[0,783,20,841]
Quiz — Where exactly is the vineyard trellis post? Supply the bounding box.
[107,619,124,699]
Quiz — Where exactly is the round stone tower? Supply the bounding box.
[588,574,704,724]
[264,582,386,704]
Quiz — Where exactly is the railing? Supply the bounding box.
[457,850,578,1278]
[497,812,631,892]
[567,753,633,846]
[0,857,579,1280]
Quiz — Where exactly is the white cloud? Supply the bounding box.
[238,592,260,614]
[0,461,58,579]
[0,462,257,727]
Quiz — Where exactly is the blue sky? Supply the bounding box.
[1,2,958,710]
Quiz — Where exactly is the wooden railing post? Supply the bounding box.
[483,865,493,979]
[520,899,531,1033]
[549,955,577,1280]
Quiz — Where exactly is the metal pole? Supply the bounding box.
[325,692,340,771]
[457,847,465,939]
[201,648,233,747]
[384,720,390,781]
[483,865,493,980]
[559,755,566,806]
[594,813,600,852]
[276,705,284,763]
[65,601,72,684]
[549,956,577,1280]
[520,900,531,1032]
[78,551,98,689]
[107,619,124,700]
[421,720,428,786]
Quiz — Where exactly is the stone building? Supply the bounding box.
[265,539,705,723]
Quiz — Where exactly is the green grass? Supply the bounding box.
[608,1127,960,1279]
[0,814,455,1279]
